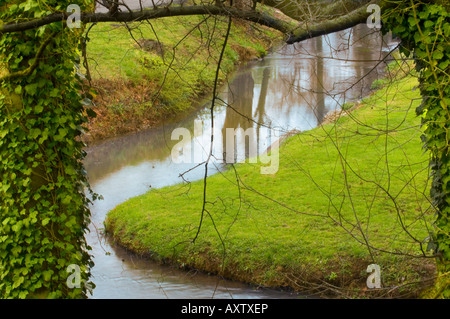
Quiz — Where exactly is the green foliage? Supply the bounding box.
[0,0,95,298]
[86,16,279,114]
[383,0,450,298]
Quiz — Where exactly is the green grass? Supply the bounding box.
[86,12,282,110]
[83,9,291,141]
[104,56,436,298]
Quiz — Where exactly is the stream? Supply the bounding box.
[83,24,399,299]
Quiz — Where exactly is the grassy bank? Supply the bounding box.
[104,55,437,298]
[83,6,294,144]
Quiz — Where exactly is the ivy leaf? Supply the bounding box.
[34,103,44,114]
[407,16,417,27]
[12,276,24,289]
[42,270,53,282]
[2,217,10,226]
[14,85,22,95]
[58,128,68,138]
[444,23,450,37]
[424,20,434,29]
[61,195,72,205]
[433,51,444,60]
[18,291,28,299]
[29,128,41,139]
[41,218,50,226]
[438,60,449,70]
[25,83,38,96]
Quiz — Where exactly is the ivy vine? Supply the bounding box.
[0,0,95,298]
[382,0,450,298]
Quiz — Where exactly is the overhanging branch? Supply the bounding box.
[0,2,390,44]
[0,5,293,36]
[287,0,379,44]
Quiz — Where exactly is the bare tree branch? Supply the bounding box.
[0,1,393,45]
[0,6,291,35]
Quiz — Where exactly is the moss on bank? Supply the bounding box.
[83,6,295,144]
[104,60,438,298]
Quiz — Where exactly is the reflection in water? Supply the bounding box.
[222,72,255,162]
[84,25,399,299]
[313,36,326,123]
[254,67,271,156]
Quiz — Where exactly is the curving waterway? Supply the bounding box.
[83,25,399,299]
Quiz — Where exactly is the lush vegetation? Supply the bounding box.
[106,60,436,298]
[1,0,448,299]
[382,1,450,298]
[0,0,95,298]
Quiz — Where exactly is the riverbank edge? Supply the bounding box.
[81,9,295,146]
[82,47,273,146]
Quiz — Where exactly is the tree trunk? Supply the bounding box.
[0,1,94,299]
